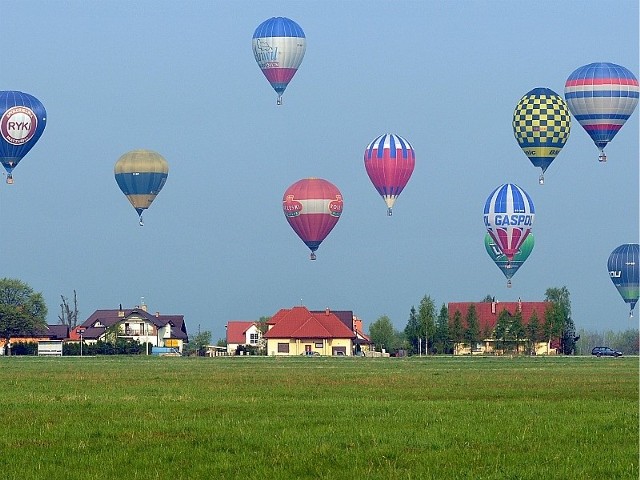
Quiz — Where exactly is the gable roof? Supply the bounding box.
[226,321,258,344]
[78,308,188,341]
[448,301,550,332]
[264,306,355,340]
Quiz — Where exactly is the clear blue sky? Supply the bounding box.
[1,1,638,341]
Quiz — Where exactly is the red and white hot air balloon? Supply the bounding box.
[283,178,343,260]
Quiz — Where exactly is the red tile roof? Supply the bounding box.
[448,301,550,332]
[226,321,257,344]
[264,306,355,340]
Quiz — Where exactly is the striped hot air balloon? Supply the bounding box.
[114,150,169,226]
[252,17,306,105]
[483,184,535,262]
[364,134,415,216]
[0,91,47,184]
[607,243,639,318]
[283,178,343,260]
[564,62,639,162]
[513,87,571,184]
[485,233,534,288]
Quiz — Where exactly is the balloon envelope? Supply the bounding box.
[485,233,534,284]
[564,62,639,160]
[364,134,415,215]
[283,178,343,259]
[483,183,535,261]
[607,243,639,316]
[252,17,306,104]
[0,91,47,182]
[513,87,570,180]
[114,150,169,225]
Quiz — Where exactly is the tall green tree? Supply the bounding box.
[544,286,572,353]
[0,278,47,354]
[463,304,481,354]
[450,310,464,355]
[494,309,512,353]
[418,295,437,354]
[511,308,526,354]
[526,310,542,355]
[369,315,397,353]
[433,303,451,354]
[404,306,420,354]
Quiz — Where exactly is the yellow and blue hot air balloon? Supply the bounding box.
[114,150,168,226]
[513,87,570,185]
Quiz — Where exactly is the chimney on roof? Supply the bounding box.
[141,303,147,312]
[491,301,496,314]
[118,304,125,318]
[155,311,159,317]
[518,297,522,311]
[325,307,330,315]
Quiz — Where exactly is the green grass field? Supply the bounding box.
[1,356,637,479]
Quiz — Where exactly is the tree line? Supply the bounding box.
[368,287,634,356]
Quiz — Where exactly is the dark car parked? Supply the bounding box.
[591,346,623,357]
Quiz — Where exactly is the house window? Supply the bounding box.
[315,342,323,349]
[249,333,259,344]
[277,343,289,353]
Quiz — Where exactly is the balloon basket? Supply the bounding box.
[277,96,282,106]
[309,252,316,261]
[6,175,13,185]
[387,208,393,216]
[538,174,544,185]
[507,280,512,288]
[598,152,607,162]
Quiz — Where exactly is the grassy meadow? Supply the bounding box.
[0,355,637,479]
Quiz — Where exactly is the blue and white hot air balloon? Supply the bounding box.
[483,184,535,263]
[252,17,306,105]
[607,244,639,318]
[564,62,639,162]
[0,91,47,183]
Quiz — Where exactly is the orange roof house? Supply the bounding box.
[225,321,262,354]
[448,300,558,355]
[264,306,356,356]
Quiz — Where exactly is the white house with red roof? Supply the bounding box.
[448,300,558,355]
[225,321,262,355]
[73,304,189,353]
[263,306,356,356]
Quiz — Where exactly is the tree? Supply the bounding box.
[369,315,398,353]
[450,310,464,355]
[418,295,437,354]
[544,287,572,354]
[433,304,451,354]
[463,304,481,354]
[526,310,542,355]
[0,278,47,354]
[511,308,526,354]
[481,294,495,302]
[58,290,79,328]
[404,306,420,354]
[494,309,511,353]
[184,330,212,356]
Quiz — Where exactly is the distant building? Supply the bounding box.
[225,321,262,355]
[263,306,357,356]
[448,300,558,355]
[0,324,69,355]
[74,304,189,353]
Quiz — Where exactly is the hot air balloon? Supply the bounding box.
[252,17,306,105]
[114,150,169,226]
[364,134,415,216]
[0,91,47,184]
[607,243,639,318]
[564,62,639,162]
[485,233,534,288]
[283,178,343,260]
[483,184,535,263]
[513,88,571,185]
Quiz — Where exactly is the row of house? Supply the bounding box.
[0,299,559,357]
[0,304,189,355]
